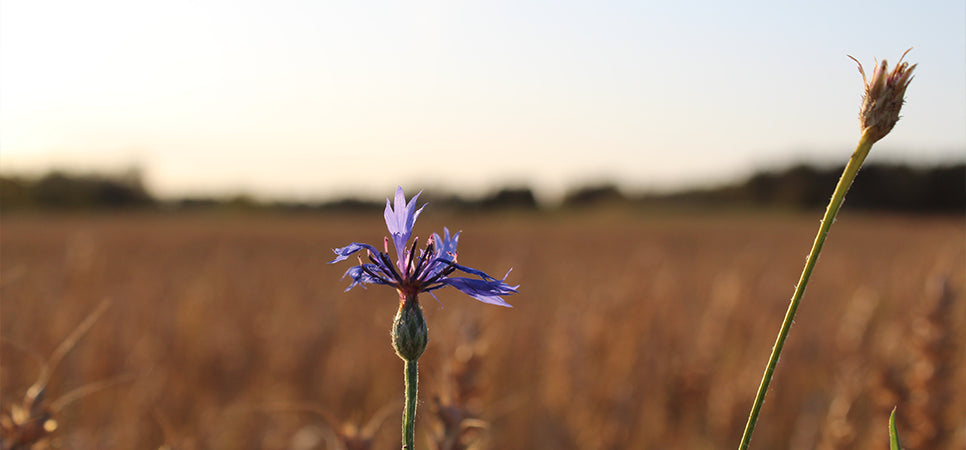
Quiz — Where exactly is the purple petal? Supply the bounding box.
[330,242,379,264]
[342,264,392,291]
[431,228,460,262]
[450,262,500,281]
[383,187,425,264]
[438,277,517,307]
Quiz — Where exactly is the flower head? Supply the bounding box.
[848,49,916,144]
[330,187,517,307]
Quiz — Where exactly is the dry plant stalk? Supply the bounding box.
[154,408,199,450]
[901,276,955,448]
[258,400,397,450]
[816,289,880,449]
[430,324,490,450]
[1,300,119,449]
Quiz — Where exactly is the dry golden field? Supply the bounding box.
[1,210,963,449]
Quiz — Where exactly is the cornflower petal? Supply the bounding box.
[342,265,391,291]
[330,242,380,263]
[449,262,500,281]
[384,187,425,264]
[437,277,516,307]
[431,228,460,263]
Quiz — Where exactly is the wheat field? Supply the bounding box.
[1,211,963,449]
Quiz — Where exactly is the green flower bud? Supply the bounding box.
[392,294,428,361]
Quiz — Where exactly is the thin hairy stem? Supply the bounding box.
[738,132,875,449]
[402,359,419,449]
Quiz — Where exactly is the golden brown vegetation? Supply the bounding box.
[1,211,963,449]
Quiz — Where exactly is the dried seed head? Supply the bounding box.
[849,49,916,144]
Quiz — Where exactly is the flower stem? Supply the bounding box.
[738,132,875,449]
[402,359,418,450]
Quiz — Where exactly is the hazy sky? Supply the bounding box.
[1,1,964,202]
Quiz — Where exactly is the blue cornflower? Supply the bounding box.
[330,187,517,307]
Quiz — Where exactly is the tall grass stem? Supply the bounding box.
[738,132,875,449]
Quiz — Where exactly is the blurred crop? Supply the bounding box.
[1,210,963,449]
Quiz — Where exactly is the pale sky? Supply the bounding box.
[1,0,964,202]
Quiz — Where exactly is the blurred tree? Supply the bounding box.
[563,184,625,208]
[1,168,155,210]
[479,187,539,210]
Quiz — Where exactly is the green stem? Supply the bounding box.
[738,133,875,449]
[402,358,418,450]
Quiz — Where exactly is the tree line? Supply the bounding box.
[1,163,962,213]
